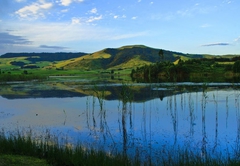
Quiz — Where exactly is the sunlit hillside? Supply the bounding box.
[61,45,203,70]
[0,45,239,71]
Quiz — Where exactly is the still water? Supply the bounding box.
[1,80,240,160]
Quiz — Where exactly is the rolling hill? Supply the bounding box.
[54,45,207,70]
[0,45,239,71]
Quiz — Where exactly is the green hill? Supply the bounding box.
[0,45,239,71]
[61,45,208,70]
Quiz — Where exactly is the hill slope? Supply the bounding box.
[0,52,87,69]
[0,45,239,70]
[61,45,207,70]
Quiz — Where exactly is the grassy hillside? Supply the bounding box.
[0,52,86,70]
[60,45,208,70]
[0,45,239,72]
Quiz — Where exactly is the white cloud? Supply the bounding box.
[60,0,72,6]
[71,17,81,24]
[0,21,148,54]
[150,2,154,5]
[5,21,146,44]
[234,36,240,42]
[113,15,126,19]
[15,0,53,19]
[90,8,97,14]
[71,15,103,25]
[223,0,232,4]
[138,0,141,2]
[8,22,98,43]
[132,16,137,20]
[60,0,84,6]
[87,15,102,23]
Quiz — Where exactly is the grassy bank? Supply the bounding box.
[1,131,240,165]
[0,155,50,166]
[0,132,139,166]
[0,68,133,83]
[0,73,47,82]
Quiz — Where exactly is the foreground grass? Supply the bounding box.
[0,133,139,166]
[0,155,50,166]
[1,132,240,166]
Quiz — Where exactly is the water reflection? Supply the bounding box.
[1,82,240,161]
[201,89,207,158]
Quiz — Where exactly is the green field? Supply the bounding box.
[1,45,240,82]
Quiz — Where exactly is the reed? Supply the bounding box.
[120,83,134,104]
[0,130,138,166]
[1,128,240,165]
[92,84,106,111]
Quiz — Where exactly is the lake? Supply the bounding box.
[1,78,240,162]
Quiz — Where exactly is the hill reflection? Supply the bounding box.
[0,81,237,102]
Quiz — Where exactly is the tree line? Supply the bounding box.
[131,57,240,82]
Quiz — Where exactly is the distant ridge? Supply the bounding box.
[1,52,86,61]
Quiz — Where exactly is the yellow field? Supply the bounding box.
[53,51,111,69]
[217,62,235,65]
[0,57,29,69]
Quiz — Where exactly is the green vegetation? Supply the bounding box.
[131,57,240,82]
[0,155,50,166]
[0,45,210,72]
[0,131,140,166]
[1,130,240,165]
[0,72,46,82]
[1,45,240,82]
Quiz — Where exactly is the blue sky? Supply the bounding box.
[0,0,239,55]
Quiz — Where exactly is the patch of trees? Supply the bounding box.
[10,61,27,67]
[9,62,40,69]
[233,60,240,73]
[131,58,240,82]
[0,72,46,82]
[131,60,190,82]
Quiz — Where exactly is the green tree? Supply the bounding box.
[23,70,28,74]
[233,60,240,73]
[158,49,164,61]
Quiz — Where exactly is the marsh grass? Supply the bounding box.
[0,130,138,166]
[0,154,50,166]
[93,84,106,111]
[1,129,240,166]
